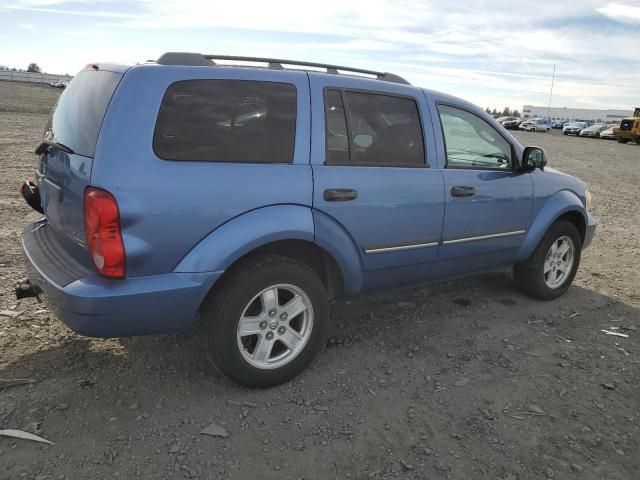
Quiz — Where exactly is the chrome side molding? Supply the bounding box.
[442,230,526,245]
[363,229,527,254]
[364,241,439,255]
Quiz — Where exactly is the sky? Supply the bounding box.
[1,0,639,111]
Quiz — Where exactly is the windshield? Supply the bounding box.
[45,70,122,158]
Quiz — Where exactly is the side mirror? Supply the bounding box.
[522,146,547,171]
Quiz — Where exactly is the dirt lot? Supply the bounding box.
[1,80,639,480]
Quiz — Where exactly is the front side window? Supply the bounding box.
[154,80,297,163]
[324,89,425,167]
[438,105,512,169]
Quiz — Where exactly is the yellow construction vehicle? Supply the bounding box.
[614,107,640,144]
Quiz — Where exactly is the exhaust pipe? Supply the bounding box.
[15,280,43,302]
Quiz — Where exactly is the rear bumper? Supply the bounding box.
[22,222,221,337]
[583,212,597,250]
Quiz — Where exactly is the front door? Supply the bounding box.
[430,102,533,278]
[309,74,445,288]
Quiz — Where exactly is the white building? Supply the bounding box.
[522,105,633,123]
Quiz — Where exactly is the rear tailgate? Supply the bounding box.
[38,69,122,246]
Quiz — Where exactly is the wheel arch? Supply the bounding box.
[516,190,587,263]
[174,205,360,300]
[556,210,586,243]
[220,239,346,299]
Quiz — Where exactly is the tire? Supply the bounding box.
[200,254,329,388]
[618,138,628,144]
[532,128,536,133]
[563,132,568,135]
[514,220,582,301]
[635,138,640,145]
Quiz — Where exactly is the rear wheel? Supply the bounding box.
[514,220,581,300]
[200,255,329,388]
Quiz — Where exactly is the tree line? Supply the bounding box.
[1,63,43,73]
[485,107,521,117]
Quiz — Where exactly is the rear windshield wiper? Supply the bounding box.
[35,139,75,156]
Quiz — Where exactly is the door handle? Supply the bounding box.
[451,186,475,197]
[324,188,358,202]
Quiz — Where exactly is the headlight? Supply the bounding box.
[585,189,592,210]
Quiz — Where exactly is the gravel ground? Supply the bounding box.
[1,80,639,480]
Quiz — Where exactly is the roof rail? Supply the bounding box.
[155,52,410,85]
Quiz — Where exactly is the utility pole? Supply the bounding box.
[547,64,556,127]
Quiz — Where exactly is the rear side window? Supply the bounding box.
[154,80,297,163]
[45,70,122,158]
[325,90,349,164]
[324,89,425,167]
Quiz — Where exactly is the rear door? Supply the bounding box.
[310,74,445,282]
[38,68,122,245]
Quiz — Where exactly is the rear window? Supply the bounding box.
[45,70,122,158]
[153,80,297,163]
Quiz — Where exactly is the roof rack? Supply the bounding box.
[156,52,410,85]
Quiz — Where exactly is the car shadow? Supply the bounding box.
[2,270,637,396]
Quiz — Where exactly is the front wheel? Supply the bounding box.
[531,128,537,132]
[200,255,329,388]
[514,220,582,300]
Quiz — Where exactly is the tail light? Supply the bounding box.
[83,187,125,278]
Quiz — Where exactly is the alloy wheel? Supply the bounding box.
[236,284,314,369]
[543,236,575,289]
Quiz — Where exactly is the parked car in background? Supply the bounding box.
[520,118,550,132]
[18,52,596,387]
[600,127,616,140]
[579,124,608,138]
[49,80,67,88]
[552,121,564,129]
[498,117,521,130]
[563,122,587,135]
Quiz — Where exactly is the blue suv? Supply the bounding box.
[20,53,596,387]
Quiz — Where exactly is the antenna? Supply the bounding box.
[547,64,556,127]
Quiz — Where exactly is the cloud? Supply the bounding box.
[597,3,640,23]
[3,0,639,109]
[19,22,35,29]
[3,5,135,18]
